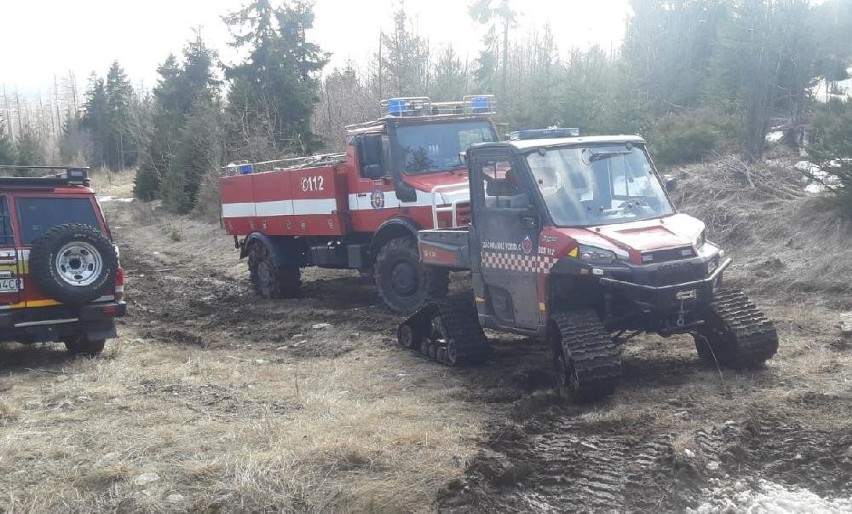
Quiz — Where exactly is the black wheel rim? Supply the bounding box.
[399,324,414,348]
[390,261,418,296]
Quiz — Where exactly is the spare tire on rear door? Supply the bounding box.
[29,223,117,305]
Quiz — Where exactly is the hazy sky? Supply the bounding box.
[2,0,631,97]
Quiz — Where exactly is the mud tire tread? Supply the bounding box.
[247,242,301,299]
[375,236,447,314]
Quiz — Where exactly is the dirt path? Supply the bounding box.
[1,174,850,511]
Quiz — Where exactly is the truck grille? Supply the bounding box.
[648,262,704,286]
[641,247,695,264]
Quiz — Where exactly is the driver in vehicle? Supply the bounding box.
[531,165,586,224]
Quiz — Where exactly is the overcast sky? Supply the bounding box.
[2,0,631,97]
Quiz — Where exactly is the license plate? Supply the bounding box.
[676,289,698,301]
[0,278,20,292]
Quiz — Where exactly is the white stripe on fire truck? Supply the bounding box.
[222,198,339,218]
[222,189,471,219]
[346,189,469,210]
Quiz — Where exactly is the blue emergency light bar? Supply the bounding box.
[381,95,496,117]
[507,127,580,140]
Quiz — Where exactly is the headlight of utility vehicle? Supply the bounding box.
[694,229,706,249]
[577,244,616,264]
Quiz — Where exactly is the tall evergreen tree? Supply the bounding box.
[469,0,516,101]
[104,61,138,169]
[224,0,328,157]
[430,47,469,101]
[135,34,221,204]
[80,74,108,166]
[375,6,430,98]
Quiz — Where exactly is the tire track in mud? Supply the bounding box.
[118,240,399,355]
[441,413,852,512]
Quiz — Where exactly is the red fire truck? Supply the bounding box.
[219,96,498,312]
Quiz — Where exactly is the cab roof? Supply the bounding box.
[506,134,646,151]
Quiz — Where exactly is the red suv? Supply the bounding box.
[0,166,126,355]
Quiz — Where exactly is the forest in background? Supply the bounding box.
[1,0,851,215]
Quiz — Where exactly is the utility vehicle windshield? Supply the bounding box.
[525,143,674,227]
[397,120,496,174]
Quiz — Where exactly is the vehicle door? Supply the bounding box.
[0,194,22,307]
[353,134,394,213]
[469,148,542,330]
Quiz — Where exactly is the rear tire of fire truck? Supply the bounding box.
[63,336,106,357]
[247,241,301,299]
[374,236,448,314]
[551,311,622,403]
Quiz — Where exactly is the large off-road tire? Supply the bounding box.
[247,242,301,299]
[551,310,622,403]
[374,236,448,313]
[64,336,106,357]
[28,223,117,305]
[693,288,778,368]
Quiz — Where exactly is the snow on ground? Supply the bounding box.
[794,160,842,193]
[765,130,785,143]
[690,479,852,514]
[810,67,852,103]
[98,195,134,203]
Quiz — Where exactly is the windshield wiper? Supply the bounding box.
[585,150,632,163]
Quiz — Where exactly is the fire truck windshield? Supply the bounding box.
[397,120,496,175]
[526,144,675,227]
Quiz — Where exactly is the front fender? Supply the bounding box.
[370,217,421,257]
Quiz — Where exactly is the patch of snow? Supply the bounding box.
[691,479,852,514]
[810,67,852,103]
[794,161,841,193]
[766,130,785,143]
[98,195,134,203]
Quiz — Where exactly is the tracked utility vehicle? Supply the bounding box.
[398,129,778,401]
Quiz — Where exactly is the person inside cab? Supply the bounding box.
[531,164,586,225]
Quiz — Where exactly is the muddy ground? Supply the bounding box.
[1,164,851,512]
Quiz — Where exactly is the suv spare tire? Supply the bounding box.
[29,223,117,305]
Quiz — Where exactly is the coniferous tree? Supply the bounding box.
[104,61,138,169]
[430,47,469,101]
[375,6,430,98]
[224,0,328,158]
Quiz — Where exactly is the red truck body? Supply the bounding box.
[219,96,497,312]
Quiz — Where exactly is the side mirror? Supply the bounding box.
[363,164,385,179]
[663,174,677,193]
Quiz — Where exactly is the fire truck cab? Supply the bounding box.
[219,95,498,312]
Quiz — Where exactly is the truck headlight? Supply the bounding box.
[577,244,616,264]
[707,255,718,275]
[694,229,706,249]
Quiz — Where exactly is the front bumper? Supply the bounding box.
[598,258,731,311]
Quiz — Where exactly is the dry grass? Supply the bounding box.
[671,156,852,306]
[0,340,488,512]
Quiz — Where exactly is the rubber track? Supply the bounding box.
[398,294,490,366]
[552,311,622,401]
[708,288,778,367]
